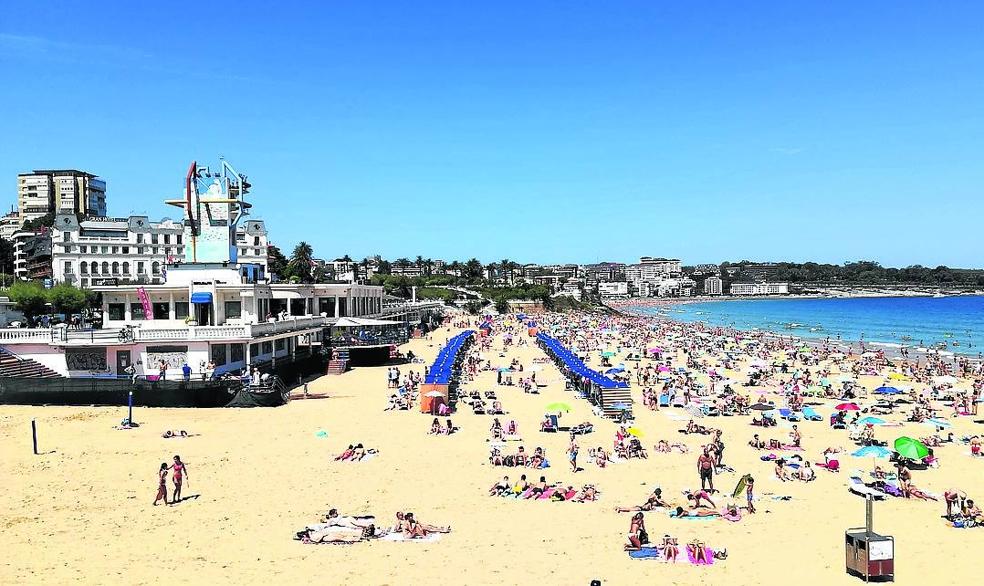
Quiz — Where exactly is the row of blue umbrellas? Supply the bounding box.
[537,333,628,389]
[425,330,475,384]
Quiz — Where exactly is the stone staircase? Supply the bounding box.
[327,349,349,375]
[0,348,62,378]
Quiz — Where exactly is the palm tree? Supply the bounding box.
[464,258,483,280]
[485,263,497,282]
[500,258,517,284]
[424,258,434,277]
[448,260,462,278]
[286,241,315,283]
[360,257,372,283]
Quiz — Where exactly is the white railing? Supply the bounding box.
[0,329,52,343]
[134,329,189,341]
[193,326,248,339]
[248,316,327,337]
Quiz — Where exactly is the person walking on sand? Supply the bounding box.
[746,476,756,513]
[567,433,579,473]
[153,463,168,506]
[169,455,188,504]
[698,448,715,493]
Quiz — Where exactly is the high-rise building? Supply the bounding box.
[703,276,723,295]
[18,170,107,223]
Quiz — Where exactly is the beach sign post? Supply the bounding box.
[128,391,134,425]
[31,418,38,455]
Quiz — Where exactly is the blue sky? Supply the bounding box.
[1,2,982,267]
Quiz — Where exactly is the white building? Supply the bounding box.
[0,211,21,241]
[703,276,723,295]
[598,281,629,298]
[50,213,268,288]
[639,257,681,275]
[18,169,106,223]
[730,282,789,296]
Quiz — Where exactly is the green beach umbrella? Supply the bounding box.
[893,436,929,460]
[545,402,572,413]
[602,351,615,357]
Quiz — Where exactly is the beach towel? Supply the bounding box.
[378,532,443,543]
[628,547,663,559]
[687,546,715,565]
[537,487,557,500]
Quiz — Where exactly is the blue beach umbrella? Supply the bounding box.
[852,445,892,458]
[858,416,886,426]
[874,386,902,395]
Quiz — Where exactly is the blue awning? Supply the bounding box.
[190,292,213,304]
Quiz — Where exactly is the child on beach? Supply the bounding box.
[153,463,168,506]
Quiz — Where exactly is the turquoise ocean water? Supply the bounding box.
[628,295,984,354]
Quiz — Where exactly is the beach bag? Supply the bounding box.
[639,528,650,545]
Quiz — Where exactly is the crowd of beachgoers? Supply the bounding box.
[297,303,983,562]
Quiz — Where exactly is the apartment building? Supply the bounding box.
[703,276,723,295]
[0,211,21,240]
[12,230,52,281]
[18,170,107,223]
[730,282,789,296]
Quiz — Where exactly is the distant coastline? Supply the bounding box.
[610,293,984,361]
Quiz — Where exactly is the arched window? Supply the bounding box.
[152,262,160,275]
[90,261,99,274]
[80,263,88,274]
[111,262,120,274]
[101,262,109,275]
[122,262,130,275]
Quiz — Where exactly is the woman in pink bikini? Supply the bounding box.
[169,455,188,504]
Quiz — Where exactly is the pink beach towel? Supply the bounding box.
[686,546,715,565]
[537,488,557,500]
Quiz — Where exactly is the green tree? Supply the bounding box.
[267,244,289,279]
[494,297,510,314]
[0,238,14,276]
[464,258,483,280]
[285,241,315,283]
[21,212,55,232]
[47,282,89,315]
[376,259,392,275]
[8,280,48,323]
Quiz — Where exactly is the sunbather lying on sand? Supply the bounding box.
[394,512,450,536]
[162,430,194,438]
[334,443,377,461]
[616,488,668,512]
[574,484,598,502]
[670,506,720,519]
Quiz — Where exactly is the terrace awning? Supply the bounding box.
[190,292,213,304]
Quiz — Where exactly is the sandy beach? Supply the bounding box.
[2,311,983,586]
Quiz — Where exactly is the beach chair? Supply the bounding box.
[541,415,559,433]
[779,409,801,422]
[847,477,886,500]
[802,407,822,421]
